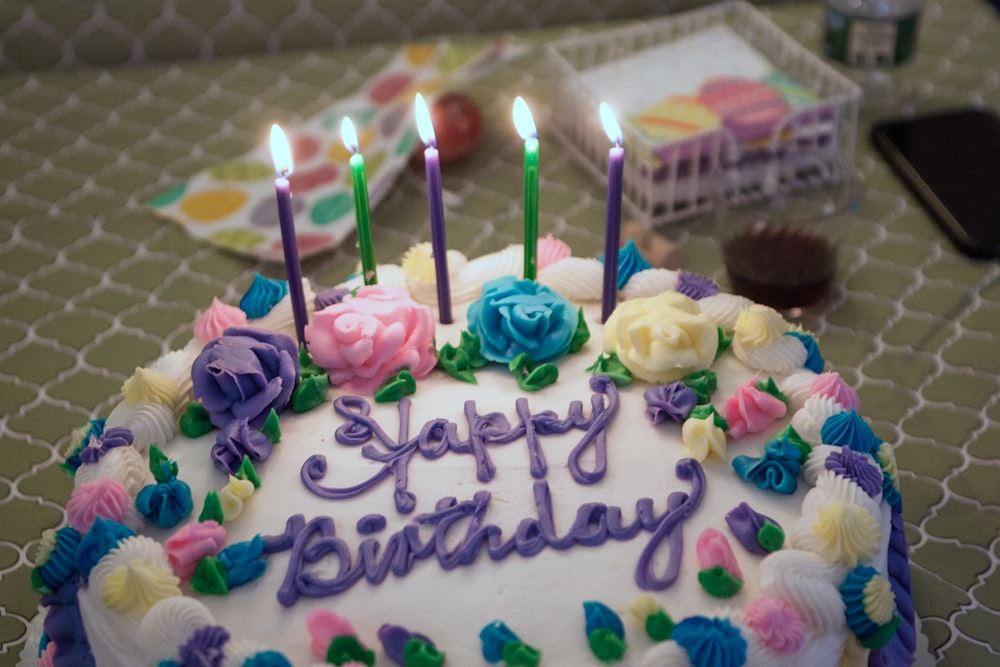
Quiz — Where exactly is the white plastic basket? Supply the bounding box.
[546,1,861,226]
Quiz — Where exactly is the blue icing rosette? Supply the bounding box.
[784,330,824,373]
[671,616,747,667]
[820,409,882,455]
[31,527,81,594]
[606,239,652,290]
[840,565,901,648]
[239,273,289,318]
[241,651,292,667]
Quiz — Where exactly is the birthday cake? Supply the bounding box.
[28,238,914,667]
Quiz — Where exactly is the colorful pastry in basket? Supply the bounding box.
[29,238,914,666]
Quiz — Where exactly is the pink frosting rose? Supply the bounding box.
[164,520,227,580]
[194,297,248,344]
[723,378,787,439]
[305,285,436,394]
[307,609,357,658]
[745,596,806,654]
[696,527,743,580]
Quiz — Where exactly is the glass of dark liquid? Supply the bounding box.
[716,163,863,313]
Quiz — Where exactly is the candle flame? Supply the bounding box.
[599,102,623,146]
[512,96,537,141]
[415,93,436,148]
[270,124,294,177]
[341,117,360,154]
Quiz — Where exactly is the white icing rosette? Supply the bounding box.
[620,267,680,301]
[732,305,808,373]
[139,596,216,663]
[790,395,845,447]
[802,444,845,487]
[758,549,848,634]
[696,292,753,332]
[74,445,153,497]
[149,346,201,406]
[104,400,175,453]
[639,639,692,667]
[789,472,883,567]
[538,256,604,301]
[779,370,821,410]
[249,277,317,340]
[458,244,523,288]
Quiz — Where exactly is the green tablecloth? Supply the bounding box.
[2,1,998,664]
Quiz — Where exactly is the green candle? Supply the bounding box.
[513,96,539,280]
[341,116,378,285]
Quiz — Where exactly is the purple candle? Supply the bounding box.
[269,124,309,346]
[600,103,624,322]
[415,93,452,324]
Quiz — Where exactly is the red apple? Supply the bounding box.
[420,91,484,164]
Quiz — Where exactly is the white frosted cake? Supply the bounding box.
[27,239,914,667]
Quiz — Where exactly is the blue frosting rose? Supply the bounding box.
[192,327,298,429]
[467,276,577,364]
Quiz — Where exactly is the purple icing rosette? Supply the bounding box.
[192,327,299,429]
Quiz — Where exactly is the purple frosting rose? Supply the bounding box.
[192,327,298,429]
[644,382,698,425]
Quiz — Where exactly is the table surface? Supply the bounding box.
[2,1,998,665]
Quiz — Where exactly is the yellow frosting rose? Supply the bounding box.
[603,292,718,384]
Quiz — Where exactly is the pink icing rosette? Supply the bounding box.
[194,298,248,344]
[66,478,130,533]
[724,378,787,439]
[536,233,572,270]
[305,285,436,395]
[745,596,806,654]
[163,520,227,580]
[809,372,861,412]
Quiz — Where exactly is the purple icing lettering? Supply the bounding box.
[302,376,619,512]
[267,459,704,604]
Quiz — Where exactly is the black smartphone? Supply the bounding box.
[870,108,1000,258]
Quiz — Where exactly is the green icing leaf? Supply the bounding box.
[148,444,178,483]
[645,609,675,642]
[459,329,489,369]
[715,326,733,360]
[757,520,785,553]
[299,344,326,379]
[569,307,591,353]
[292,373,329,413]
[682,370,717,404]
[30,567,51,595]
[697,565,743,598]
[236,456,261,489]
[326,635,376,666]
[756,376,788,404]
[375,369,417,403]
[688,404,728,432]
[402,637,445,667]
[199,491,224,524]
[502,640,542,667]
[261,409,281,444]
[508,353,559,392]
[179,402,213,438]
[436,342,478,384]
[587,627,627,663]
[585,353,632,386]
[860,614,902,649]
[190,556,229,595]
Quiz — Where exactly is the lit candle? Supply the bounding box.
[269,124,309,346]
[341,116,378,285]
[415,93,452,324]
[600,102,624,323]
[513,96,539,281]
